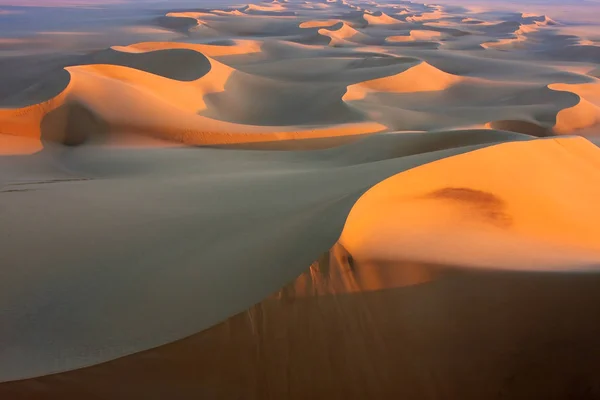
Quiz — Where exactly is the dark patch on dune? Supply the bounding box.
[40,102,108,146]
[425,187,511,228]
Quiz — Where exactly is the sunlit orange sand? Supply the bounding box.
[2,0,600,397]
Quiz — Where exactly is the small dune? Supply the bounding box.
[406,10,446,22]
[363,11,402,26]
[386,30,444,42]
[317,21,376,46]
[343,61,461,101]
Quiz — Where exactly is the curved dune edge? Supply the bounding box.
[549,81,600,134]
[0,130,538,382]
[0,41,258,108]
[340,136,600,270]
[317,22,373,46]
[0,48,387,146]
[343,61,461,101]
[481,25,539,50]
[1,44,593,148]
[479,16,554,50]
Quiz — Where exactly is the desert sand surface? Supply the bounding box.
[2,0,600,398]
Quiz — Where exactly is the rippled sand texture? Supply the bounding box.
[1,0,600,398]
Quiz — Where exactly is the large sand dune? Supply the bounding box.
[2,0,600,397]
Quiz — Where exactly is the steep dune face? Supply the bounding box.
[343,61,461,101]
[340,136,600,270]
[550,81,600,134]
[317,22,377,46]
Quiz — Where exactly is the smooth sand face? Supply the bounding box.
[1,0,600,397]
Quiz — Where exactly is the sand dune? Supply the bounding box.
[0,47,385,146]
[362,11,402,25]
[386,29,444,42]
[317,21,377,46]
[242,3,288,13]
[3,0,600,396]
[406,9,447,22]
[341,136,600,270]
[1,128,539,382]
[343,61,460,100]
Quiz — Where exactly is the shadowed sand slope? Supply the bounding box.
[2,0,600,395]
[2,248,600,399]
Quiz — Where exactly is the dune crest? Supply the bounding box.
[343,61,461,101]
